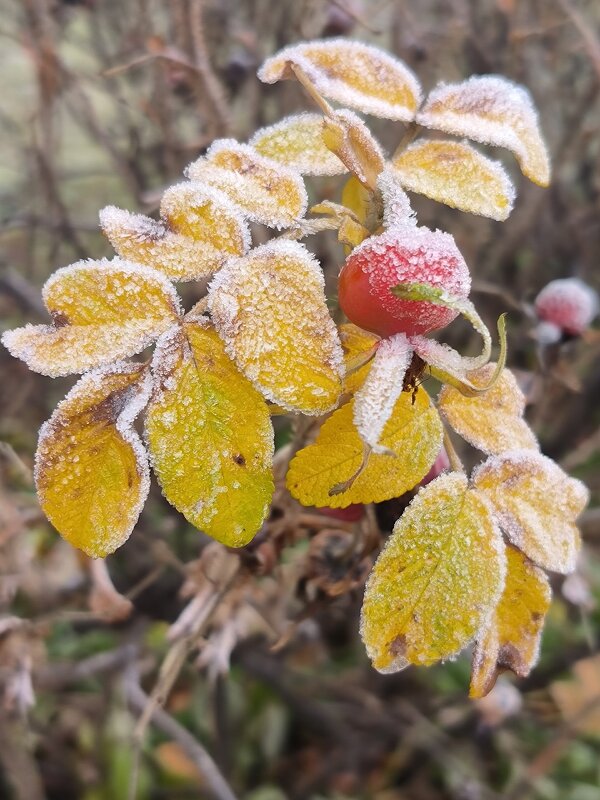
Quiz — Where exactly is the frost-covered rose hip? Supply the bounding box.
[534,278,598,337]
[338,225,471,337]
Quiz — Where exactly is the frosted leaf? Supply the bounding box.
[360,473,506,673]
[322,110,385,189]
[438,364,539,454]
[470,544,551,698]
[2,258,181,377]
[185,139,308,229]
[339,323,379,394]
[286,388,442,508]
[393,139,516,221]
[35,362,151,557]
[258,39,422,121]
[417,76,550,187]
[353,333,412,453]
[472,450,589,574]
[100,184,250,281]
[534,278,599,336]
[377,166,417,229]
[249,113,347,176]
[145,322,274,547]
[208,240,343,414]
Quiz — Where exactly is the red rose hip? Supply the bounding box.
[534,278,598,337]
[338,225,471,338]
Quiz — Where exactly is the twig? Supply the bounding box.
[124,665,238,800]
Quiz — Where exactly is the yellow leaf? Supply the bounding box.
[145,322,274,547]
[185,139,307,229]
[286,387,442,507]
[322,110,385,190]
[2,259,180,376]
[100,184,250,281]
[249,113,346,176]
[208,240,343,415]
[339,323,379,394]
[361,473,506,672]
[341,175,374,227]
[392,140,515,221]
[417,76,550,187]
[472,451,589,573]
[438,364,539,454]
[470,544,551,698]
[35,362,151,558]
[258,40,422,121]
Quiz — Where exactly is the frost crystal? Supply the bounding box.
[258,39,423,122]
[377,167,417,230]
[353,334,412,453]
[417,75,550,187]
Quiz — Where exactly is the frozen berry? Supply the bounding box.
[534,278,598,337]
[338,225,471,338]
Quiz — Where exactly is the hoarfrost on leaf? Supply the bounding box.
[249,113,347,176]
[417,75,550,187]
[392,139,516,221]
[185,139,308,229]
[360,473,506,673]
[353,333,412,453]
[208,240,344,415]
[286,388,442,508]
[472,450,589,574]
[145,322,274,547]
[438,364,539,454]
[34,362,151,558]
[470,544,551,698]
[2,258,180,376]
[258,39,422,121]
[321,109,385,189]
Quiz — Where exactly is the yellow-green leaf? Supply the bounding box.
[322,110,384,190]
[361,473,506,672]
[470,544,551,698]
[286,387,442,508]
[185,139,307,229]
[393,139,515,221]
[258,39,422,122]
[249,113,346,176]
[35,362,151,558]
[2,259,180,376]
[145,322,274,547]
[339,323,379,394]
[439,364,539,454]
[208,240,343,415]
[417,75,550,187]
[100,184,250,281]
[472,450,589,574]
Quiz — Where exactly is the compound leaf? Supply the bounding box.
[3,259,180,377]
[185,140,307,229]
[439,364,539,454]
[250,113,346,176]
[286,387,442,507]
[472,450,589,574]
[361,473,506,672]
[393,139,515,221]
[35,362,151,558]
[258,39,422,122]
[470,544,551,698]
[208,240,343,415]
[145,322,274,547]
[417,75,550,187]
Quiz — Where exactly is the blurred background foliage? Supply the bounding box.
[0,1,599,798]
